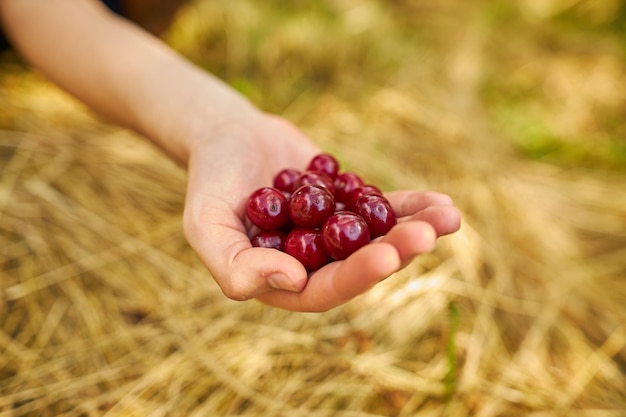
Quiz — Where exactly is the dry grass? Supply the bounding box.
[1,0,625,416]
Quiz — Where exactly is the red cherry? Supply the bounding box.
[345,184,383,209]
[251,230,286,251]
[284,228,330,272]
[273,168,301,193]
[294,170,335,195]
[321,212,370,260]
[333,172,364,204]
[246,151,399,272]
[289,185,335,228]
[307,153,340,179]
[352,194,397,239]
[246,187,290,231]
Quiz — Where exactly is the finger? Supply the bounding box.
[407,204,461,237]
[379,220,437,260]
[379,220,437,268]
[384,190,461,236]
[256,242,402,312]
[385,190,454,217]
[255,214,443,311]
[183,198,308,300]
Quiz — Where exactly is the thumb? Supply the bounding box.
[183,198,308,300]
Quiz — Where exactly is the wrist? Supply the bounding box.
[133,62,263,165]
[181,94,265,163]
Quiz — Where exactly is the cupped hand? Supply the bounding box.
[183,114,461,312]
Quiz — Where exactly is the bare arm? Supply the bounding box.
[0,0,461,311]
[0,0,259,163]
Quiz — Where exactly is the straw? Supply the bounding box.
[1,1,625,416]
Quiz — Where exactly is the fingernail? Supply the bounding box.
[268,273,300,292]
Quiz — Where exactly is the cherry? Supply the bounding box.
[352,194,397,239]
[244,152,400,273]
[294,170,335,195]
[289,185,336,228]
[333,172,364,204]
[284,229,330,272]
[321,212,370,260]
[251,230,286,251]
[273,168,301,193]
[345,184,383,209]
[246,187,289,231]
[307,153,340,179]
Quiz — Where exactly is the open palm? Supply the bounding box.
[183,114,461,312]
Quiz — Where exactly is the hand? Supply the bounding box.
[0,0,461,312]
[183,114,461,312]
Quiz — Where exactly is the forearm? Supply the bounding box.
[0,0,259,163]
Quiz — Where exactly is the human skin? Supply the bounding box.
[0,0,461,312]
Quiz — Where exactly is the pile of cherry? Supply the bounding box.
[246,153,397,272]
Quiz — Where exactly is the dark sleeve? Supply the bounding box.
[0,33,11,52]
[101,0,124,15]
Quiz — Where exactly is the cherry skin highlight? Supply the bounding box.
[246,187,290,231]
[334,201,347,213]
[284,228,330,272]
[294,170,335,195]
[307,153,340,179]
[251,230,286,251]
[321,212,370,260]
[289,184,336,228]
[352,194,397,239]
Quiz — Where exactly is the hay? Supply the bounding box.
[1,0,625,416]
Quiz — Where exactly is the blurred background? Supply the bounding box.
[1,0,625,416]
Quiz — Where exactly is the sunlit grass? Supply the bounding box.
[1,0,625,415]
